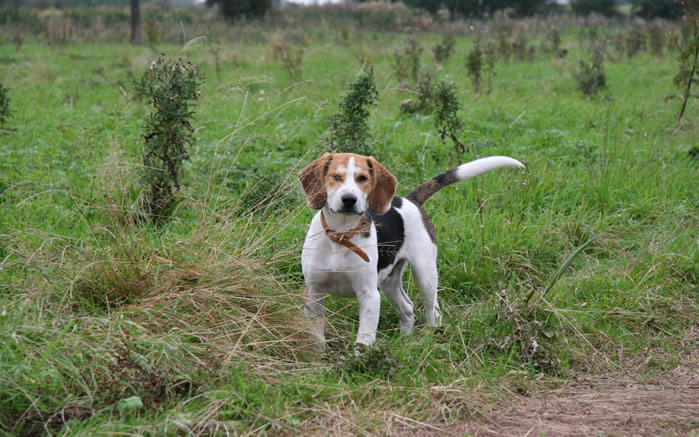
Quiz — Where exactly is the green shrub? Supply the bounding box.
[392,35,423,83]
[466,40,483,93]
[433,79,467,154]
[325,66,379,155]
[0,83,12,127]
[400,70,435,114]
[433,33,455,65]
[133,57,204,221]
[574,42,607,96]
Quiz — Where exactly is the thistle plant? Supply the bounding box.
[433,79,466,154]
[433,34,455,65]
[133,57,204,221]
[574,42,607,97]
[484,39,498,94]
[626,22,646,59]
[393,35,423,83]
[400,70,435,114]
[466,39,483,94]
[0,83,12,127]
[325,66,379,155]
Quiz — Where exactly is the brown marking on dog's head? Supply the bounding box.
[298,153,333,209]
[299,153,396,214]
[366,156,396,215]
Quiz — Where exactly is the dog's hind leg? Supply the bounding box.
[380,260,415,335]
[413,260,441,327]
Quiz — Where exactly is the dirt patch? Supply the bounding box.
[456,365,698,436]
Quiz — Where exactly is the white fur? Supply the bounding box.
[454,156,525,180]
[326,157,368,215]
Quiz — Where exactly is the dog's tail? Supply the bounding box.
[407,156,525,207]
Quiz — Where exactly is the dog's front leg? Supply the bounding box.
[356,288,380,346]
[304,287,326,351]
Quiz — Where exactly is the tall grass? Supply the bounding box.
[0,16,696,434]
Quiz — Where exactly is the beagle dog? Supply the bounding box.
[299,153,524,348]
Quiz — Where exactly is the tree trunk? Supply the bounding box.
[130,0,141,45]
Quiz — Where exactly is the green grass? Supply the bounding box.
[0,25,697,435]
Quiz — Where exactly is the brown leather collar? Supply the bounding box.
[320,210,370,263]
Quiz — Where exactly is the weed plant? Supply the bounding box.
[325,66,378,155]
[466,39,484,94]
[484,39,498,94]
[0,83,11,126]
[400,70,435,114]
[133,57,204,221]
[392,34,422,83]
[0,25,697,436]
[574,42,607,96]
[648,21,666,57]
[433,33,456,65]
[626,21,647,59]
[433,79,467,154]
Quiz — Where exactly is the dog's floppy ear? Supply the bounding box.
[298,153,332,210]
[367,157,397,215]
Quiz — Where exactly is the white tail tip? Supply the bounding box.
[455,156,525,180]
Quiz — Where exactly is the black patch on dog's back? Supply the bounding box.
[368,197,405,273]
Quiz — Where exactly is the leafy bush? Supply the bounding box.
[325,66,379,155]
[625,21,647,59]
[270,32,305,81]
[0,83,11,127]
[574,42,607,96]
[433,33,455,65]
[466,40,484,93]
[392,35,423,83]
[433,79,467,154]
[133,57,204,221]
[648,21,666,57]
[400,70,435,114]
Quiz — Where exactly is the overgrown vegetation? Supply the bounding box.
[133,57,204,221]
[433,79,467,154]
[0,10,696,435]
[392,34,422,84]
[433,33,455,65]
[574,41,607,96]
[0,83,11,127]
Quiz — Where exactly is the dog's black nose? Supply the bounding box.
[341,194,357,208]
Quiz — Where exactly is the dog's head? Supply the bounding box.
[298,153,397,215]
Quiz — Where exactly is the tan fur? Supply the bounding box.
[299,153,397,215]
[298,153,332,210]
[366,156,396,215]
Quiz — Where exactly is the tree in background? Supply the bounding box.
[570,0,618,16]
[631,0,683,19]
[205,0,273,21]
[402,0,552,18]
[130,0,141,45]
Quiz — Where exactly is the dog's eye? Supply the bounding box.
[333,175,342,182]
[357,175,368,183]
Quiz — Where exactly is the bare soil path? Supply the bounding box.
[452,361,699,437]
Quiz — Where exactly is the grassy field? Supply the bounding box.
[0,22,697,436]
